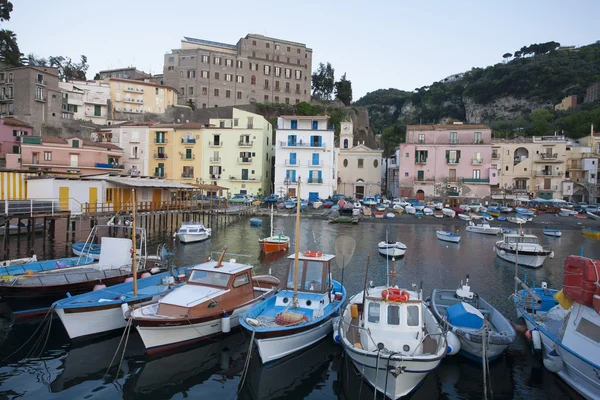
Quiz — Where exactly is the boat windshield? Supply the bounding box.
[286,260,327,292]
[188,270,230,287]
[507,236,539,244]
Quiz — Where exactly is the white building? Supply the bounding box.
[384,148,401,199]
[274,115,336,201]
[58,80,110,124]
[92,122,155,176]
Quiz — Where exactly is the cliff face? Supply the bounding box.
[462,96,553,123]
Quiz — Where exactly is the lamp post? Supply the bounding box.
[284,178,290,198]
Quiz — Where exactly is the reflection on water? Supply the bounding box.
[1,217,598,399]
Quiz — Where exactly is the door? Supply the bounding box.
[291,120,298,130]
[288,188,296,196]
[312,153,319,166]
[122,188,132,211]
[312,120,318,130]
[317,170,322,184]
[88,187,97,213]
[355,185,364,199]
[309,192,319,202]
[59,186,69,211]
[416,189,425,201]
[242,169,249,180]
[290,152,296,165]
[152,189,162,209]
[70,154,79,167]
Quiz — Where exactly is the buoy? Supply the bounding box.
[549,251,555,259]
[525,330,532,340]
[93,280,106,291]
[125,276,134,282]
[141,272,151,279]
[332,317,341,343]
[245,318,260,327]
[178,274,186,283]
[150,267,161,274]
[446,331,461,356]
[121,303,131,318]
[543,350,563,373]
[531,329,542,356]
[350,303,359,319]
[221,313,231,333]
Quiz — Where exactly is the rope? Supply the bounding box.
[115,318,132,378]
[2,306,54,362]
[105,317,132,377]
[373,348,382,400]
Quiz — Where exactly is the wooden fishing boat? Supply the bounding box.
[259,206,290,253]
[0,256,94,278]
[249,218,263,226]
[72,242,101,260]
[374,211,384,219]
[582,228,600,238]
[436,231,461,243]
[543,228,562,237]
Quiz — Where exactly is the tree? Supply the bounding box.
[527,108,554,136]
[25,53,47,66]
[311,62,335,100]
[334,73,352,106]
[0,1,21,67]
[47,55,89,81]
[93,73,100,80]
[381,124,406,157]
[186,99,196,111]
[502,53,512,63]
[0,1,13,22]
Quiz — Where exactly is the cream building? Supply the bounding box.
[201,108,273,196]
[107,78,178,116]
[59,80,110,124]
[337,121,383,199]
[491,136,567,200]
[579,127,600,203]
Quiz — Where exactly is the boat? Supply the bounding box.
[392,203,404,210]
[468,202,483,212]
[500,205,513,213]
[0,256,94,278]
[433,211,443,218]
[459,204,471,211]
[300,200,308,211]
[586,211,600,220]
[442,208,456,218]
[433,201,443,210]
[55,262,191,340]
[560,208,577,216]
[413,203,425,212]
[515,207,534,215]
[249,218,263,227]
[507,216,527,224]
[353,202,362,209]
[363,197,377,206]
[486,210,501,217]
[466,221,501,235]
[284,200,296,209]
[513,255,600,399]
[516,213,533,222]
[423,207,434,216]
[494,231,553,268]
[0,222,45,236]
[175,222,212,244]
[240,179,347,364]
[487,203,500,213]
[543,228,562,237]
[376,205,386,212]
[405,205,416,215]
[362,208,372,216]
[482,213,494,221]
[415,211,424,217]
[323,201,334,209]
[329,216,359,224]
[259,206,291,253]
[393,208,404,215]
[337,260,446,399]
[374,211,384,218]
[469,213,483,220]
[498,216,507,221]
[377,241,407,257]
[276,202,286,210]
[312,200,322,209]
[582,228,600,238]
[386,213,395,219]
[131,249,281,353]
[430,276,515,361]
[72,242,101,260]
[436,231,461,243]
[457,214,471,221]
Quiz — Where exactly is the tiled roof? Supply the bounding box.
[38,137,123,151]
[179,123,206,129]
[108,78,179,93]
[279,115,329,119]
[2,117,33,128]
[407,124,490,131]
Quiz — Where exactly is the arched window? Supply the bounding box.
[343,138,348,149]
[343,159,348,168]
[374,159,379,168]
[251,75,256,85]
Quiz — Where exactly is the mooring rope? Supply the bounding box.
[3,306,54,362]
[105,317,132,377]
[115,318,133,378]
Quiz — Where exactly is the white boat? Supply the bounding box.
[433,201,443,210]
[560,208,577,216]
[312,201,322,209]
[442,208,456,218]
[362,197,377,206]
[353,202,362,209]
[0,222,45,236]
[431,276,515,361]
[436,231,461,243]
[543,228,562,237]
[459,204,471,211]
[507,216,527,224]
[175,222,212,243]
[586,212,600,220]
[469,213,484,220]
[466,221,501,235]
[386,213,395,219]
[514,255,600,400]
[413,203,425,212]
[468,202,483,212]
[500,205,513,213]
[405,205,416,215]
[494,232,553,268]
[423,207,434,216]
[337,264,446,399]
[457,214,471,221]
[378,241,407,257]
[392,204,404,210]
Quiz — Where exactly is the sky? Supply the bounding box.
[6,0,600,100]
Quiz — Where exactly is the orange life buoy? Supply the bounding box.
[381,289,410,302]
[303,250,323,257]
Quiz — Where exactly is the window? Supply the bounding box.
[285,82,290,91]
[214,72,220,80]
[264,79,269,89]
[252,40,257,46]
[202,55,209,63]
[285,68,292,78]
[44,151,52,161]
[449,132,458,144]
[237,91,242,100]
[275,96,279,103]
[295,70,302,80]
[446,150,460,163]
[226,90,231,98]
[188,270,230,287]
[214,56,221,65]
[7,72,12,82]
[418,134,425,144]
[275,67,281,77]
[473,169,481,179]
[266,54,270,60]
[202,87,208,95]
[250,75,256,85]
[168,57,174,62]
[201,70,209,78]
[287,57,290,63]
[236,75,244,83]
[187,70,196,78]
[368,302,380,323]
[252,51,256,57]
[358,159,364,168]
[343,138,348,149]
[234,119,239,127]
[189,87,194,95]
[275,44,280,50]
[297,48,301,54]
[285,97,290,104]
[233,273,250,288]
[407,306,419,326]
[287,46,291,52]
[374,159,379,168]
[36,86,43,100]
[387,305,400,325]
[236,60,243,68]
[72,140,79,148]
[225,74,233,82]
[214,89,219,97]
[226,59,233,67]
[247,117,253,129]
[167,66,174,70]
[264,95,269,102]
[473,152,482,162]
[180,87,185,95]
[449,169,457,182]
[7,86,12,99]
[474,132,483,144]
[275,81,280,90]
[94,105,101,116]
[575,317,600,343]
[264,65,271,75]
[343,159,348,168]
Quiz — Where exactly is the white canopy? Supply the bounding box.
[516,197,530,202]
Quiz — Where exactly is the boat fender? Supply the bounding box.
[500,250,506,256]
[150,267,161,274]
[121,302,131,319]
[446,331,461,356]
[245,317,261,327]
[332,317,341,343]
[93,280,106,291]
[381,288,410,302]
[141,272,151,279]
[350,303,359,319]
[529,329,542,356]
[125,276,134,283]
[303,250,323,257]
[543,350,563,373]
[221,313,231,333]
[549,251,555,259]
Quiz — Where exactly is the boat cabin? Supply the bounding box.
[285,253,335,294]
[177,222,208,234]
[502,233,540,245]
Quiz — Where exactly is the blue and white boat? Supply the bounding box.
[436,230,461,243]
[515,207,534,216]
[543,227,562,237]
[72,242,101,260]
[514,255,600,400]
[516,213,533,222]
[284,200,296,209]
[500,205,513,213]
[362,197,377,206]
[300,200,308,211]
[0,256,94,277]
[249,218,263,227]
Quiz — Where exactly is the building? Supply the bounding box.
[274,115,336,200]
[92,122,156,176]
[491,136,567,200]
[58,80,110,124]
[106,78,178,116]
[201,108,273,197]
[0,169,41,200]
[0,66,62,133]
[399,124,496,202]
[565,141,598,202]
[579,127,600,202]
[6,136,125,175]
[384,149,401,199]
[554,95,578,111]
[0,117,33,164]
[584,82,600,104]
[337,121,383,199]
[163,34,312,108]
[98,67,152,81]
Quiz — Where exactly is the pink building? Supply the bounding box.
[0,117,33,161]
[399,123,497,202]
[6,137,124,174]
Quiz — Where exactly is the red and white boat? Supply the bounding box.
[259,206,290,254]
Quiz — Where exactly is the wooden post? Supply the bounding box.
[3,219,9,259]
[132,188,138,297]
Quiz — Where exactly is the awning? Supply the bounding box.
[188,183,230,191]
[98,176,196,189]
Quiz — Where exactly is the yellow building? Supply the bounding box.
[201,109,273,197]
[148,123,203,184]
[107,78,177,115]
[491,136,567,200]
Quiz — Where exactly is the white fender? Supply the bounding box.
[221,313,231,333]
[543,350,563,373]
[531,330,542,352]
[446,331,461,356]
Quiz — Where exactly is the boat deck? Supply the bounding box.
[4,266,131,287]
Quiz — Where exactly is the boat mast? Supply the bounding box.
[385,230,390,287]
[132,188,138,297]
[270,204,274,237]
[292,177,302,309]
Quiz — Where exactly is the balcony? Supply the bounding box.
[181,138,196,144]
[0,95,14,102]
[415,158,427,164]
[285,88,291,93]
[34,96,47,103]
[414,178,435,184]
[264,85,270,90]
[229,176,254,182]
[535,153,561,163]
[492,152,500,159]
[154,138,168,144]
[210,157,221,163]
[447,191,460,197]
[238,140,253,147]
[209,141,222,147]
[124,87,138,92]
[279,140,326,148]
[153,153,168,159]
[154,172,167,178]
[95,162,124,169]
[471,158,483,165]
[535,171,563,177]
[449,140,459,145]
[181,154,195,160]
[285,159,298,166]
[308,160,323,167]
[238,157,252,164]
[36,79,46,86]
[181,173,194,179]
[461,178,490,184]
[307,178,323,184]
[447,159,459,165]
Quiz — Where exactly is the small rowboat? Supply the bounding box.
[586,212,600,220]
[486,210,501,217]
[442,208,456,218]
[515,207,534,215]
[386,213,395,219]
[543,228,562,237]
[249,218,263,226]
[507,217,526,224]
[433,211,443,218]
[436,231,461,243]
[457,214,471,221]
[374,211,384,219]
[582,228,600,238]
[378,241,407,257]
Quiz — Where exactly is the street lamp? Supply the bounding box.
[284,178,290,198]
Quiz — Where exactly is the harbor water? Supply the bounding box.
[1,216,598,399]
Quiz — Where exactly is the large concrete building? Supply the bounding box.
[98,67,152,81]
[163,34,312,108]
[58,80,111,125]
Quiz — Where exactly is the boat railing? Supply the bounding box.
[6,265,132,287]
[542,245,552,252]
[0,258,90,276]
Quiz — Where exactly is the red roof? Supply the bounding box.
[38,137,123,151]
[2,117,33,129]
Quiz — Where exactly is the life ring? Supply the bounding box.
[382,288,410,302]
[303,250,323,257]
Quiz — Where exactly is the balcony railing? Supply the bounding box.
[308,160,323,166]
[492,152,500,159]
[415,158,427,164]
[307,178,323,184]
[279,141,326,148]
[181,154,195,160]
[472,158,483,165]
[153,153,168,159]
[285,159,298,166]
[447,159,459,164]
[461,178,490,184]
[541,153,558,160]
[238,157,252,164]
[181,173,194,179]
[154,138,167,144]
[210,157,221,163]
[209,141,222,147]
[181,138,196,144]
[36,79,46,86]
[415,178,435,183]
[535,171,563,177]
[154,172,167,178]
[95,163,124,169]
[238,140,253,147]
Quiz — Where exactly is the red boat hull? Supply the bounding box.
[259,240,289,254]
